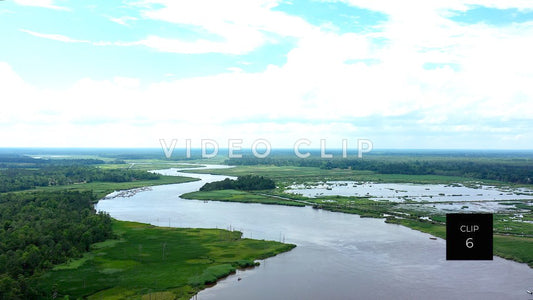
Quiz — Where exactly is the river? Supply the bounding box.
[95,166,533,300]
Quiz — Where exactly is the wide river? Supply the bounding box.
[96,166,533,300]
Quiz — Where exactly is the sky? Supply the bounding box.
[1,0,532,150]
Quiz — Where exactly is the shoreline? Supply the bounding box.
[174,178,532,269]
[86,167,298,299]
[170,166,533,269]
[41,219,296,300]
[92,166,531,299]
[102,186,153,199]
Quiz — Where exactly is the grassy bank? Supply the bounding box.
[182,189,305,207]
[385,218,447,239]
[494,235,533,266]
[38,220,296,299]
[27,175,199,199]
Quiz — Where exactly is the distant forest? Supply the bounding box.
[0,154,109,167]
[0,163,160,193]
[226,157,533,184]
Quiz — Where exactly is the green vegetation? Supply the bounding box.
[0,154,105,167]
[200,175,275,191]
[182,164,533,268]
[30,175,198,200]
[494,235,533,267]
[0,158,199,199]
[493,213,533,236]
[385,218,447,239]
[0,191,114,299]
[309,196,395,218]
[0,154,296,298]
[38,220,296,299]
[186,174,303,207]
[182,190,305,207]
[226,154,533,184]
[1,149,532,299]
[186,165,483,185]
[1,165,172,193]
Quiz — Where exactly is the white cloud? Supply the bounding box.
[127,0,314,54]
[13,0,70,11]
[19,29,133,47]
[2,34,532,148]
[134,33,263,54]
[3,1,533,148]
[338,0,533,17]
[19,29,89,43]
[322,0,533,122]
[109,16,138,26]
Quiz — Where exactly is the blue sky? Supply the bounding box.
[1,0,532,149]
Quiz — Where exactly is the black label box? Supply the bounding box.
[446,213,493,260]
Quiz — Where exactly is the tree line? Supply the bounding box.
[226,157,532,184]
[0,166,160,193]
[200,175,276,191]
[0,154,106,167]
[0,191,114,299]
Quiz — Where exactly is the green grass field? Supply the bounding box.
[494,235,533,266]
[38,220,296,299]
[182,189,305,206]
[185,165,487,185]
